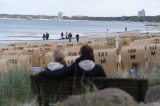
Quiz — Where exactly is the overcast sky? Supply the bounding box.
[0,0,160,17]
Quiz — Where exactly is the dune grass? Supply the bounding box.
[0,68,32,106]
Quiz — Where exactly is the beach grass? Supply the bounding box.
[0,68,32,106]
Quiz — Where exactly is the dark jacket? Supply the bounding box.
[68,33,72,38]
[76,34,79,38]
[38,62,67,79]
[65,57,107,77]
[46,33,49,38]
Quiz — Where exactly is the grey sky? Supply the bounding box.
[0,0,160,16]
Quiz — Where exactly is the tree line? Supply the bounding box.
[0,14,160,22]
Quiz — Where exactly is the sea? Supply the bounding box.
[0,18,153,44]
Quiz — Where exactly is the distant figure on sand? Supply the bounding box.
[107,28,108,32]
[125,27,127,31]
[46,32,49,40]
[65,32,68,39]
[61,32,64,39]
[68,32,72,42]
[76,34,79,42]
[42,33,46,40]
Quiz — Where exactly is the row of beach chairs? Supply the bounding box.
[0,34,160,76]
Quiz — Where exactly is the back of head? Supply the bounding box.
[53,49,65,64]
[80,45,94,61]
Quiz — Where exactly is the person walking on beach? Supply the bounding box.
[46,32,49,40]
[65,32,68,39]
[76,34,79,42]
[68,32,72,42]
[107,28,108,32]
[42,33,46,40]
[61,32,64,39]
[125,27,127,31]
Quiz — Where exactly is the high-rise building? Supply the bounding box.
[58,12,63,20]
[138,9,145,17]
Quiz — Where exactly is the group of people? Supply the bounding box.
[61,32,80,42]
[42,32,50,40]
[38,45,107,79]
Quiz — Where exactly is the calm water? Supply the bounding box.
[0,19,148,44]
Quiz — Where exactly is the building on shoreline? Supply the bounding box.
[58,12,63,20]
[138,9,145,17]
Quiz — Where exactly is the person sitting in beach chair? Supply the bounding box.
[38,49,67,79]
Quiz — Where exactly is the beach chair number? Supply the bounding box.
[150,46,156,50]
[150,46,156,55]
[98,52,107,57]
[7,59,18,64]
[100,58,106,64]
[28,49,34,53]
[154,39,159,43]
[44,48,51,51]
[128,49,136,53]
[33,45,38,48]
[69,52,77,56]
[68,44,73,46]
[128,49,136,59]
[67,60,74,66]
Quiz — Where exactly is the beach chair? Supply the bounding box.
[22,48,41,67]
[94,48,118,76]
[145,44,160,70]
[120,46,146,72]
[105,36,116,48]
[88,42,108,50]
[0,55,32,72]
